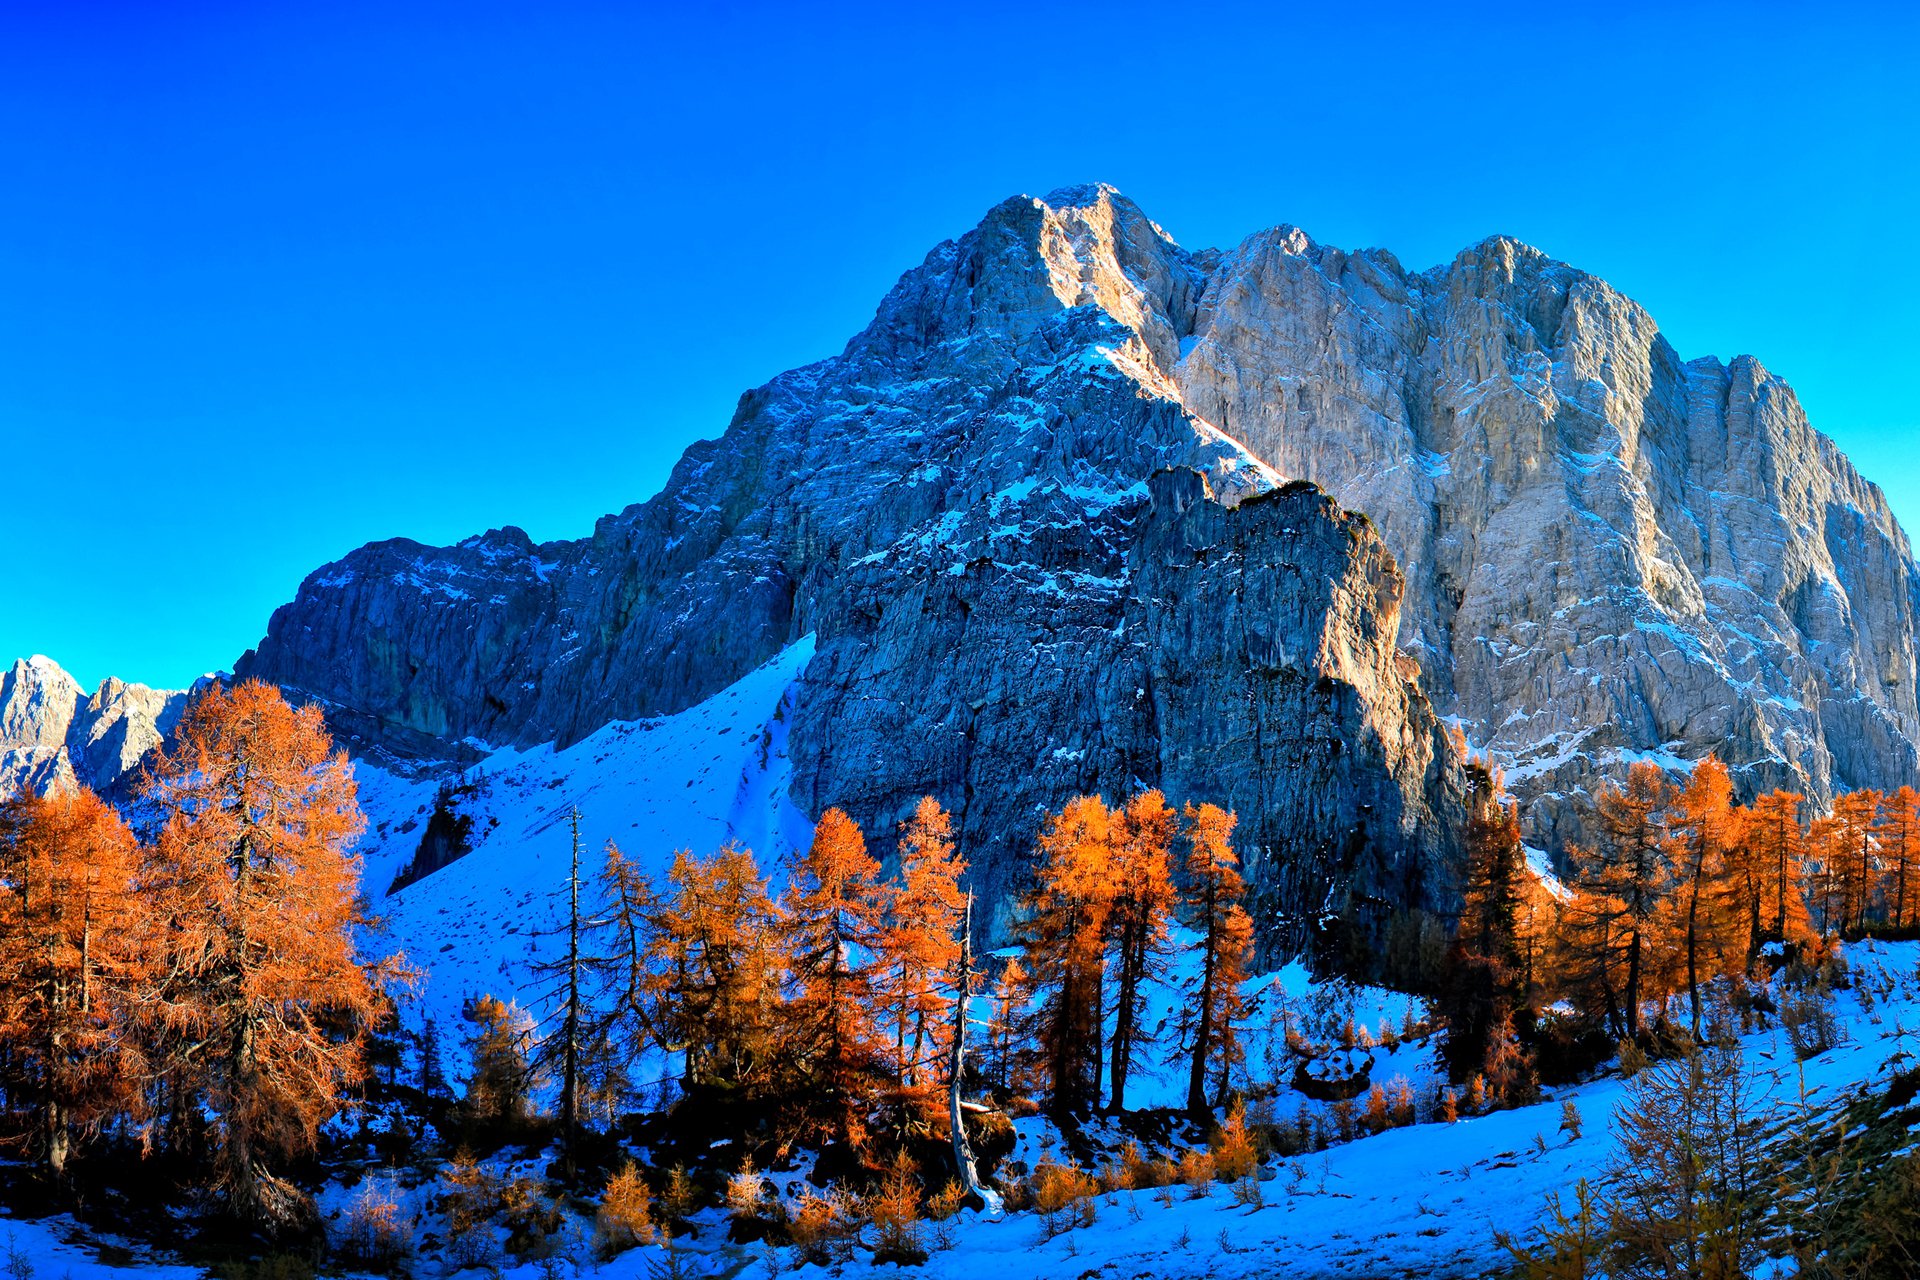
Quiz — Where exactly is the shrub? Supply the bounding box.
[1213,1105,1260,1181]
[498,1175,563,1263]
[439,1148,501,1268]
[1179,1148,1215,1199]
[787,1186,860,1266]
[1782,982,1846,1060]
[1031,1161,1098,1236]
[1387,1076,1416,1128]
[1363,1084,1390,1135]
[926,1181,968,1251]
[336,1177,413,1273]
[726,1158,767,1224]
[868,1151,926,1264]
[661,1164,697,1220]
[1559,1099,1584,1141]
[593,1163,656,1259]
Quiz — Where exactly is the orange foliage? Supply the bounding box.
[1020,795,1115,1115]
[138,679,405,1226]
[0,786,146,1180]
[1181,802,1251,1114]
[783,807,888,1147]
[1107,791,1175,1112]
[877,797,966,1094]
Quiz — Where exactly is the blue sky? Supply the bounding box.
[3,0,1917,690]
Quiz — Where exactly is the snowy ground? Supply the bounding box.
[7,642,1920,1276]
[352,636,818,1042]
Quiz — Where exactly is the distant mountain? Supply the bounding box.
[0,656,185,800]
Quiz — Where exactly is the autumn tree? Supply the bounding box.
[1438,760,1534,1090]
[1667,757,1740,1037]
[1882,786,1920,931]
[783,808,888,1147]
[1747,790,1811,947]
[645,842,787,1095]
[1179,802,1252,1116]
[0,786,146,1183]
[138,679,406,1230]
[1106,790,1175,1113]
[1564,763,1674,1038]
[460,993,538,1126]
[876,797,966,1095]
[1830,789,1886,934]
[1019,796,1114,1117]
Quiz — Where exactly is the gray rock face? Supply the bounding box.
[0,656,186,799]
[1174,231,1920,846]
[231,181,1919,913]
[790,466,1460,951]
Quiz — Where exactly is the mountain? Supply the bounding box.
[15,184,1917,950]
[1174,223,1920,850]
[0,656,186,799]
[233,186,1468,949]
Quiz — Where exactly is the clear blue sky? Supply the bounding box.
[4,1,1917,690]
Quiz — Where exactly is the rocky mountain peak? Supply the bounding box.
[0,656,186,799]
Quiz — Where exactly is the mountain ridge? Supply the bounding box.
[7,185,1915,951]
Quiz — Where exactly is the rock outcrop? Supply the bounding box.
[791,467,1460,950]
[0,656,186,799]
[1175,230,1920,846]
[230,182,1920,913]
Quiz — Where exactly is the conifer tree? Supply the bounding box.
[783,808,888,1148]
[1882,786,1920,930]
[877,797,966,1093]
[0,786,145,1183]
[1566,763,1673,1039]
[139,679,405,1229]
[581,838,657,1071]
[1180,802,1251,1116]
[1830,789,1886,934]
[1668,757,1739,1037]
[646,842,787,1094]
[460,993,538,1124]
[1106,790,1175,1113]
[529,807,588,1182]
[987,956,1026,1095]
[1747,790,1812,946]
[1439,761,1531,1084]
[1019,796,1114,1117]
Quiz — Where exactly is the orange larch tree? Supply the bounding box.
[1019,795,1114,1117]
[1105,790,1175,1113]
[1747,790,1811,946]
[0,786,147,1183]
[876,796,966,1095]
[1179,802,1251,1116]
[1829,789,1886,934]
[1667,757,1739,1036]
[783,808,889,1148]
[1881,786,1920,930]
[1569,762,1674,1038]
[139,679,407,1230]
[644,842,787,1094]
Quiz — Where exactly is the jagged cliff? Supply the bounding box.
[1175,226,1920,848]
[179,183,1920,917]
[0,657,186,800]
[233,186,1467,942]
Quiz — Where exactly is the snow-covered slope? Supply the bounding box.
[357,637,817,1038]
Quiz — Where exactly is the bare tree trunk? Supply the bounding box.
[947,894,983,1201]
